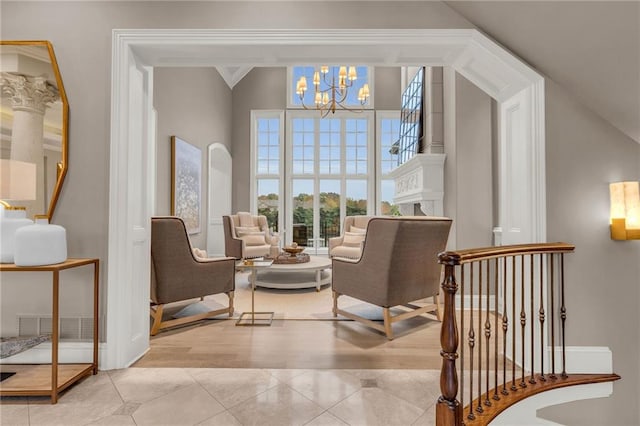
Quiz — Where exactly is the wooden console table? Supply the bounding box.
[0,258,99,403]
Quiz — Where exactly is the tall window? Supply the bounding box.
[376,111,401,216]
[286,111,374,253]
[251,111,284,232]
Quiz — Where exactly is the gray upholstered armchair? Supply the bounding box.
[332,216,452,340]
[328,215,374,259]
[223,213,280,259]
[150,217,235,335]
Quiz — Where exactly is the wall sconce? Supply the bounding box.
[610,181,640,240]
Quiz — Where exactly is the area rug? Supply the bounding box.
[168,271,435,321]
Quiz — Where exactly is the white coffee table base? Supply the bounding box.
[256,269,331,291]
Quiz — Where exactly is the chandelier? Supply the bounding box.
[295,66,370,118]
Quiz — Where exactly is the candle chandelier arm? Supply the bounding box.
[295,65,369,116]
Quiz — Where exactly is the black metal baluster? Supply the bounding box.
[460,264,465,419]
[560,254,567,378]
[468,262,476,420]
[511,256,517,392]
[477,261,484,414]
[529,255,536,385]
[484,260,491,407]
[502,256,509,396]
[493,257,500,401]
[520,255,527,388]
[539,253,546,382]
[550,254,557,380]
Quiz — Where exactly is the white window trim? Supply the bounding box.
[286,66,375,110]
[375,110,401,215]
[250,109,285,234]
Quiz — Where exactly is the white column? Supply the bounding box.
[1,73,59,215]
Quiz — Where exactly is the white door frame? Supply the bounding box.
[106,29,546,369]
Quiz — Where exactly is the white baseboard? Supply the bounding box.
[455,294,497,311]
[492,346,615,425]
[549,345,613,374]
[0,341,106,365]
[492,382,615,425]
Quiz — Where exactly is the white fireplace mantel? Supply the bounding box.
[388,153,445,216]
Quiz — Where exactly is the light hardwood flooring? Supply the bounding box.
[134,316,444,369]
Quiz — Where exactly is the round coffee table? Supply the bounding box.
[255,255,332,291]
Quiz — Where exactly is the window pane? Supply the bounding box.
[346,161,356,174]
[303,160,314,174]
[258,132,269,147]
[257,179,280,231]
[258,147,268,160]
[381,179,400,216]
[303,147,314,159]
[319,180,341,248]
[269,147,279,160]
[346,180,367,216]
[346,147,356,160]
[292,179,314,247]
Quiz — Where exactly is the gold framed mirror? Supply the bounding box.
[0,40,68,219]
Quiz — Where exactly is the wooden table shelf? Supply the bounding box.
[0,258,99,403]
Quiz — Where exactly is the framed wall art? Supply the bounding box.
[171,136,202,234]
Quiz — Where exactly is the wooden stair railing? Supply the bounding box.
[435,243,620,426]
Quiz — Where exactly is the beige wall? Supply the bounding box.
[373,67,402,111]
[231,67,287,213]
[538,79,640,426]
[153,67,232,249]
[450,72,493,249]
[1,2,638,424]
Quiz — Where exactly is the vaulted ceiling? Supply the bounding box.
[445,1,640,143]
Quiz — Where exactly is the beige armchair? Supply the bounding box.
[150,217,235,336]
[223,212,280,259]
[329,215,374,259]
[332,216,452,340]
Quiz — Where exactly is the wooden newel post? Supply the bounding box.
[436,257,462,426]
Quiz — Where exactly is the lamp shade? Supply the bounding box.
[0,159,36,201]
[610,181,640,240]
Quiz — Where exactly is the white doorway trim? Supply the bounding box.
[206,143,232,257]
[106,28,546,369]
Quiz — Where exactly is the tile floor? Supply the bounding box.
[1,368,440,425]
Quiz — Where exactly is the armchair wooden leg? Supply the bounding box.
[434,293,442,321]
[150,304,164,336]
[383,307,394,340]
[332,291,339,317]
[228,291,235,317]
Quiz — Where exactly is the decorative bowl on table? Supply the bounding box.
[282,246,304,257]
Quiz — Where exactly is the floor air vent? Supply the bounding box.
[18,315,99,341]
